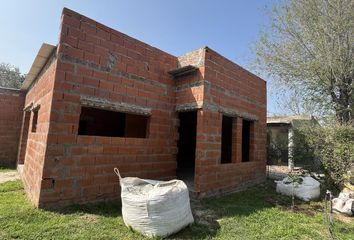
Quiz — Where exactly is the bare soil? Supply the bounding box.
[0,171,19,184]
[267,165,290,180]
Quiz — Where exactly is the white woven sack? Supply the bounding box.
[114,168,194,238]
[276,176,320,201]
[332,192,354,216]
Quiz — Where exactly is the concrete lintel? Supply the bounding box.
[23,102,34,112]
[80,95,152,116]
[175,102,203,112]
[175,101,259,121]
[219,106,259,121]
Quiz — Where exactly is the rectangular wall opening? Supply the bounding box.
[242,119,252,162]
[78,107,149,138]
[31,109,39,133]
[221,115,233,164]
[176,111,197,189]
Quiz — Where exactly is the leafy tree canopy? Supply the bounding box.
[0,63,25,89]
[255,0,354,124]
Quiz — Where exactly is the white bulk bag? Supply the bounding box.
[114,168,194,238]
[275,176,320,201]
[332,192,354,216]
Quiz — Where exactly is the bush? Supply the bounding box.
[267,130,288,165]
[292,128,317,170]
[299,124,354,190]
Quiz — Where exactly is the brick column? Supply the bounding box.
[194,109,204,192]
[17,111,31,164]
[249,121,255,162]
[235,117,243,163]
[231,117,237,163]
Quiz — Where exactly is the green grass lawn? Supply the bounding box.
[0,179,353,240]
[0,166,16,173]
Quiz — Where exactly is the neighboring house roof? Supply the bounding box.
[267,115,313,124]
[267,115,317,128]
[21,43,56,91]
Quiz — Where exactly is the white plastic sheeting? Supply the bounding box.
[275,176,320,201]
[332,192,354,216]
[114,168,194,238]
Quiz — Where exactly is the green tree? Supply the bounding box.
[255,0,354,124]
[0,63,25,89]
[300,123,354,189]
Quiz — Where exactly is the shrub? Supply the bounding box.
[299,124,354,190]
[292,128,317,170]
[267,130,288,165]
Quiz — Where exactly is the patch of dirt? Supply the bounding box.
[266,196,324,217]
[191,201,220,230]
[265,196,291,207]
[334,212,353,224]
[267,165,289,180]
[282,206,317,216]
[79,214,98,223]
[0,171,20,184]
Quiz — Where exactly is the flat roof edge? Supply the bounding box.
[21,43,56,91]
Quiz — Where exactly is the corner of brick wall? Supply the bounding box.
[0,87,25,167]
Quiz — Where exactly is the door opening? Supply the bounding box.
[176,111,197,189]
[17,111,31,165]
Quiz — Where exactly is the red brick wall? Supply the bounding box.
[175,48,205,110]
[193,48,267,196]
[0,88,25,167]
[37,8,180,206]
[173,46,266,196]
[21,58,57,205]
[19,8,266,207]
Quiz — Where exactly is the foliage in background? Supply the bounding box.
[267,129,288,165]
[0,62,25,89]
[298,123,354,190]
[292,129,317,170]
[267,121,353,191]
[267,125,317,169]
[255,0,354,124]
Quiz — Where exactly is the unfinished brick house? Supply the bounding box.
[0,8,266,207]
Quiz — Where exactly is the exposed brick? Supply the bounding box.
[62,15,80,28]
[0,88,25,166]
[8,8,267,209]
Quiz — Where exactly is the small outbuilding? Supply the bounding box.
[267,115,317,169]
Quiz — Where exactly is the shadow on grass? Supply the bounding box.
[168,222,219,240]
[43,180,320,240]
[169,181,281,239]
[200,181,280,218]
[46,180,285,240]
[50,199,218,240]
[50,199,219,239]
[171,180,327,239]
[51,200,123,218]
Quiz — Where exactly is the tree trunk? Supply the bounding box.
[332,77,353,126]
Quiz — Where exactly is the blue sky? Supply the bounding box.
[0,0,281,115]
